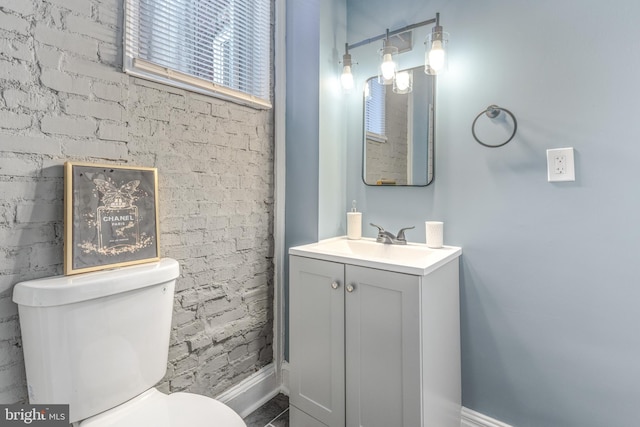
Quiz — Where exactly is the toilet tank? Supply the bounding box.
[13,258,180,424]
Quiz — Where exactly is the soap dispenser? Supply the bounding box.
[347,200,362,240]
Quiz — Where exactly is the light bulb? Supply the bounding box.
[380,53,396,80]
[395,71,410,91]
[428,39,445,72]
[341,65,354,90]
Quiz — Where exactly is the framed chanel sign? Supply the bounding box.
[64,162,160,275]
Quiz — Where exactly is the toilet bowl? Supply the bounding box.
[13,258,247,427]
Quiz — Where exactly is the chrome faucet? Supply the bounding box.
[370,223,415,245]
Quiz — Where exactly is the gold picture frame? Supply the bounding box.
[64,162,160,275]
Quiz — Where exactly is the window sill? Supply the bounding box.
[125,58,272,110]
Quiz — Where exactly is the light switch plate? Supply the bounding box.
[547,147,575,182]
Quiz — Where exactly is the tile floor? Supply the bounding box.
[243,393,289,427]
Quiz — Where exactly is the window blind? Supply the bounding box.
[365,79,386,138]
[124,0,272,109]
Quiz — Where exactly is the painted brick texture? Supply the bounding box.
[0,0,274,404]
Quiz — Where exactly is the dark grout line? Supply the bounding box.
[243,393,289,427]
[264,407,289,427]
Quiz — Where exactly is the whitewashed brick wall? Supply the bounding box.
[0,0,274,404]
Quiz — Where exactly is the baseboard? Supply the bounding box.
[218,362,511,427]
[280,360,290,395]
[461,407,513,427]
[216,363,280,418]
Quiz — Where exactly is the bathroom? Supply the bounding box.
[1,0,639,426]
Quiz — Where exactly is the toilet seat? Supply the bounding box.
[79,388,247,427]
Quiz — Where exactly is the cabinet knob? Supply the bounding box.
[346,284,355,293]
[331,281,340,289]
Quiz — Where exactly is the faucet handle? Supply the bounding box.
[396,226,415,241]
[369,223,385,233]
[370,223,391,243]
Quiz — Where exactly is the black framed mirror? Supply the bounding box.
[362,66,435,186]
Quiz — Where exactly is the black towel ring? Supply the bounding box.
[471,105,517,148]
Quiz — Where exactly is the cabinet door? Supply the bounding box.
[345,265,421,427]
[289,256,345,427]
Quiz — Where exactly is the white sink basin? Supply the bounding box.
[289,236,461,275]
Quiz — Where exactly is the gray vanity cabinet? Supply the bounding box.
[289,254,460,427]
[289,256,345,427]
[344,262,421,427]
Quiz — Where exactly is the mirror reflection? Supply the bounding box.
[362,66,435,186]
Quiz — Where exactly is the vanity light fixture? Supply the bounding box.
[340,13,448,91]
[341,43,354,91]
[425,13,448,75]
[379,31,398,85]
[393,69,413,94]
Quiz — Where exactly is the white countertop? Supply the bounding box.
[289,236,461,276]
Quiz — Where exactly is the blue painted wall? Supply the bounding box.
[318,0,348,239]
[284,0,321,359]
[342,0,640,425]
[285,0,347,358]
[285,0,320,250]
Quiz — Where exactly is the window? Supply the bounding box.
[124,0,272,109]
[365,78,386,141]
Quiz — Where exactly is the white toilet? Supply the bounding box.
[13,258,247,427]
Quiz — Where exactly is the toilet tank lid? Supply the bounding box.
[13,258,180,307]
